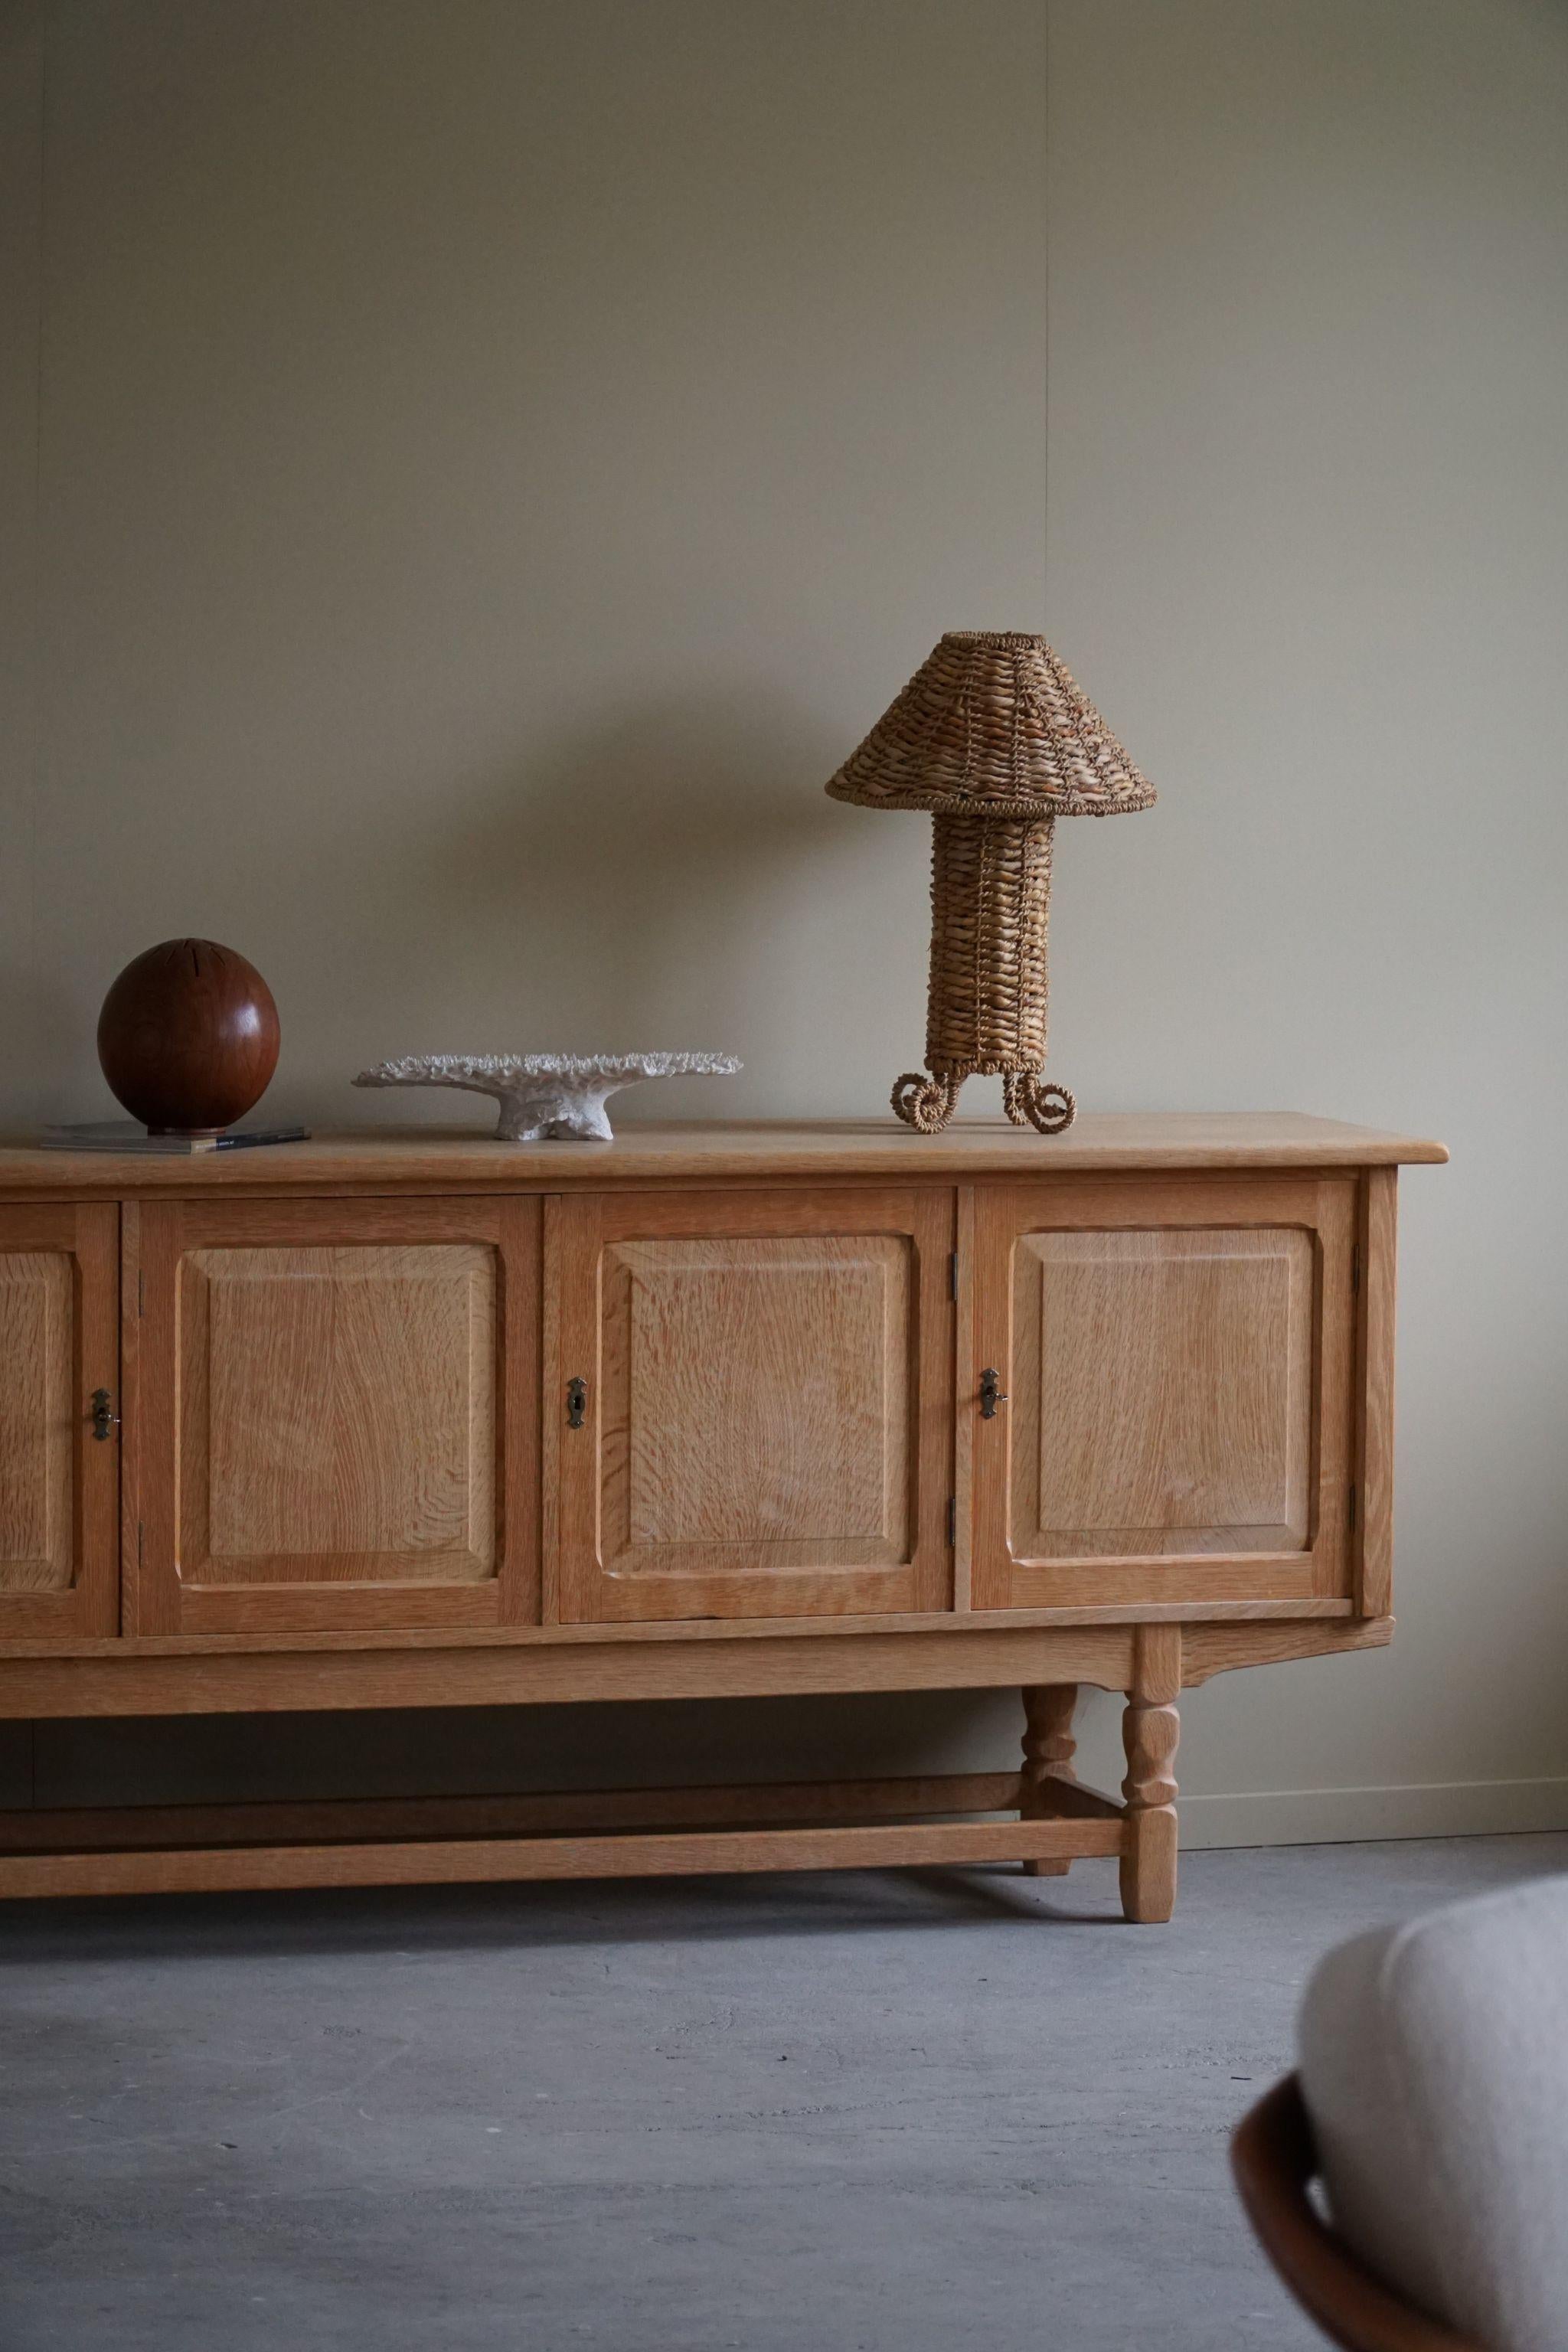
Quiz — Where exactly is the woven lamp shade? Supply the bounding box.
[826,632,1155,1132]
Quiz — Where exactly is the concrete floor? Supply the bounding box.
[2,1834,1565,2351]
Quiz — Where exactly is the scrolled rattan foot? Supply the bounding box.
[891,1071,963,1132]
[1003,1072,1076,1134]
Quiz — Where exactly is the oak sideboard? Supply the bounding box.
[0,1112,1445,1916]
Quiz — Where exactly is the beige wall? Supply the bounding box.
[3,0,1566,1840]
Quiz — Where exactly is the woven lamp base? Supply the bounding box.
[890,813,1075,1135]
[891,1067,1075,1135]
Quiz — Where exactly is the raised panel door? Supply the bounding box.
[128,1197,539,1634]
[547,1187,953,1622]
[0,1204,119,1638]
[970,1177,1357,1607]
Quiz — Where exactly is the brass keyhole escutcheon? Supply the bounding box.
[978,1367,1008,1420]
[566,1377,587,1430]
[90,1388,119,1442]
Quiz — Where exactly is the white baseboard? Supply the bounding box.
[1178,1777,1568,1849]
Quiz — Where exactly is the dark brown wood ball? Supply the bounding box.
[97,939,280,1136]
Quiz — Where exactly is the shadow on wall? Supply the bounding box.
[284,688,861,1125]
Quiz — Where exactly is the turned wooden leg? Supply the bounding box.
[1020,1684,1079,1877]
[1120,1627,1181,1923]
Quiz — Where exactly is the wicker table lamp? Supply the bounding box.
[826,631,1155,1133]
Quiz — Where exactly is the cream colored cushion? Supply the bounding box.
[1298,1874,1568,2351]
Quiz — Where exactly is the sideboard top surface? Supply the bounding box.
[0,1112,1448,1194]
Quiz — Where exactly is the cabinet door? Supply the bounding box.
[547,1187,953,1622]
[0,1204,119,1639]
[970,1177,1357,1608]
[128,1197,539,1635]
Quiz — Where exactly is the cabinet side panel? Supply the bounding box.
[1356,1167,1397,1617]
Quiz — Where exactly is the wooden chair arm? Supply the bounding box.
[1230,2074,1482,2352]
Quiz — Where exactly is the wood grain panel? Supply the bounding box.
[1012,1227,1313,1556]
[0,1250,73,1590]
[0,1593,1354,1662]
[129,1195,539,1635]
[1182,1615,1393,1685]
[549,1187,953,1623]
[0,1616,1395,1720]
[972,1177,1357,1609]
[0,1204,119,1638]
[0,1622,1146,1717]
[602,1234,908,1564]
[185,1243,495,1580]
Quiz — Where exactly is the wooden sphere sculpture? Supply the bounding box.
[825,632,1155,1132]
[97,939,280,1136]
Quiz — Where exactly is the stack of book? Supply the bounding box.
[41,1122,309,1155]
